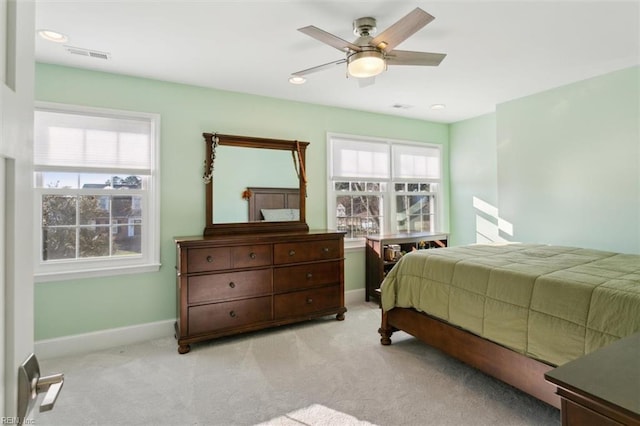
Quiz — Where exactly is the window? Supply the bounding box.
[34,102,160,281]
[327,133,442,245]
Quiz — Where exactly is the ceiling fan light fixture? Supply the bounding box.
[347,50,385,78]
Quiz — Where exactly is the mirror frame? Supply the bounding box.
[203,133,310,236]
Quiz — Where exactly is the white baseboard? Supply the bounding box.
[35,319,175,360]
[36,288,371,360]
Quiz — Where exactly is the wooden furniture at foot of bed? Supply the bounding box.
[545,332,640,426]
[379,307,560,409]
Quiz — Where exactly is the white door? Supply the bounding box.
[0,0,36,420]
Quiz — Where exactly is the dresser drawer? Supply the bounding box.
[273,239,341,264]
[188,268,272,304]
[231,244,271,268]
[187,247,232,272]
[274,285,341,319]
[188,296,272,335]
[273,261,341,292]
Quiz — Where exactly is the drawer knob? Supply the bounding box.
[229,310,236,318]
[306,272,313,279]
[322,247,329,253]
[229,282,235,288]
[289,249,296,256]
[206,256,213,263]
[249,252,256,259]
[306,298,313,304]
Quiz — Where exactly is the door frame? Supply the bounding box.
[1,0,36,419]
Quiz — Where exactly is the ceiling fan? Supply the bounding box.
[291,7,446,85]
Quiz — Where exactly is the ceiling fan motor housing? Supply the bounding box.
[353,17,377,36]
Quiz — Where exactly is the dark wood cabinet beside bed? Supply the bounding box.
[365,232,448,303]
[175,231,346,354]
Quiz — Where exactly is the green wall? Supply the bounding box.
[450,66,640,254]
[449,113,497,246]
[34,63,450,340]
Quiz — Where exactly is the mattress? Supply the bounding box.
[380,243,640,366]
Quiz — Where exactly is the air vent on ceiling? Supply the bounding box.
[65,46,110,60]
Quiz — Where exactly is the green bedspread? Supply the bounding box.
[380,243,640,366]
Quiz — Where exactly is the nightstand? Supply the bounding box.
[365,232,448,303]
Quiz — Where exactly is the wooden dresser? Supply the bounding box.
[174,230,346,353]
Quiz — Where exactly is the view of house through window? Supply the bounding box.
[34,103,160,280]
[38,173,143,261]
[328,134,442,240]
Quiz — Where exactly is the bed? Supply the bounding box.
[378,243,640,408]
[247,187,300,222]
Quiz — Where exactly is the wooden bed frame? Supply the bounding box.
[379,307,561,409]
[247,187,300,221]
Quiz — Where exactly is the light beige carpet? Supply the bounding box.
[33,303,559,425]
[256,404,376,426]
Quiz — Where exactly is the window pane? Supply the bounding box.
[79,227,110,258]
[395,195,433,233]
[114,223,142,256]
[350,182,366,191]
[366,182,380,191]
[42,228,76,260]
[42,195,76,226]
[335,194,382,238]
[110,175,143,189]
[79,195,110,225]
[37,172,79,189]
[78,173,112,189]
[112,196,143,255]
[335,182,349,191]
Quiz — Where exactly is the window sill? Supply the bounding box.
[34,262,161,283]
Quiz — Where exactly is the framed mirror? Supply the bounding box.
[202,133,309,236]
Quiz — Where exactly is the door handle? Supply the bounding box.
[38,373,65,412]
[17,353,65,420]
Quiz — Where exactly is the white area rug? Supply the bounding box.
[256,404,377,426]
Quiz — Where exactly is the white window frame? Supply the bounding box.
[33,102,161,282]
[327,132,443,249]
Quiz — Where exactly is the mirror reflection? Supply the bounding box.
[212,145,299,223]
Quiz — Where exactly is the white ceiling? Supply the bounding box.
[35,0,640,123]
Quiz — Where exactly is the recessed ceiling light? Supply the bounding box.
[37,29,68,43]
[288,75,306,85]
[430,104,446,110]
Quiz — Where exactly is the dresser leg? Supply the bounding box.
[178,344,191,354]
[335,306,347,321]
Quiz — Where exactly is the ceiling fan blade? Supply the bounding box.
[386,50,446,66]
[370,8,435,53]
[292,59,347,76]
[298,26,362,52]
[358,76,375,88]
